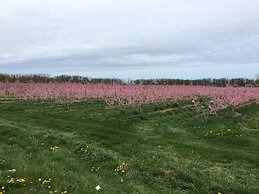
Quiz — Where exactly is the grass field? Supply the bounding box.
[0,100,259,194]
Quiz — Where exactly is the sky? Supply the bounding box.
[0,0,259,79]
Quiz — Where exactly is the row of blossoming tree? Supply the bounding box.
[0,83,258,109]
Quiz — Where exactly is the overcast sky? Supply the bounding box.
[0,0,259,79]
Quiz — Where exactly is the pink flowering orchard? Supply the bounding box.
[0,83,258,107]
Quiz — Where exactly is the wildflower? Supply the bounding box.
[7,169,16,173]
[50,146,60,152]
[17,178,26,183]
[38,178,42,181]
[48,186,51,189]
[8,177,15,184]
[1,186,4,190]
[115,163,126,173]
[218,192,221,194]
[95,185,101,191]
[0,192,2,194]
[42,179,51,184]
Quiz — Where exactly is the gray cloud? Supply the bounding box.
[0,0,259,79]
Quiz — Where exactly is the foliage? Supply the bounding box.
[0,73,123,84]
[134,78,258,87]
[0,73,258,87]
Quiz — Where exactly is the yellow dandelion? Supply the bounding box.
[115,163,126,173]
[50,146,60,152]
[17,178,26,183]
[42,179,51,184]
[8,177,15,184]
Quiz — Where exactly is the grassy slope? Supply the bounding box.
[0,100,258,194]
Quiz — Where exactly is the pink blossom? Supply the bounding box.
[0,83,258,107]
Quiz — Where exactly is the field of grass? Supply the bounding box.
[0,99,259,194]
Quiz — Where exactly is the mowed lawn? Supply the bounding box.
[0,100,259,194]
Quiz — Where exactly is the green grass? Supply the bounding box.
[0,100,259,194]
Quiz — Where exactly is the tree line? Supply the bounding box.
[133,78,259,87]
[0,73,258,87]
[0,74,123,84]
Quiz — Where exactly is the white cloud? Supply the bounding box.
[0,0,259,78]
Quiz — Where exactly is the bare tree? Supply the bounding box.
[256,74,259,85]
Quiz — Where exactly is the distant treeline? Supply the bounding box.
[0,74,123,84]
[134,78,259,87]
[0,73,258,87]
